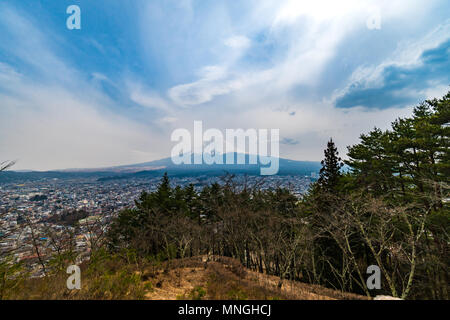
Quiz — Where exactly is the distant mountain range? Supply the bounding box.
[0,153,322,183]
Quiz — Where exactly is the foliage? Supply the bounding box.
[2,92,448,300]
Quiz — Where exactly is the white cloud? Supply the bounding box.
[0,5,170,170]
[167,1,356,107]
[0,63,169,171]
[161,117,178,124]
[91,72,109,82]
[332,20,450,104]
[168,65,239,106]
[273,0,362,25]
[130,88,170,111]
[224,35,251,50]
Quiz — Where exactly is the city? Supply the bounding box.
[0,173,315,277]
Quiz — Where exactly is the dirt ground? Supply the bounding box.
[142,256,369,300]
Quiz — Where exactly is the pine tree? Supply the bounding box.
[318,138,344,191]
[155,172,173,212]
[136,172,174,213]
[346,128,394,196]
[157,172,171,197]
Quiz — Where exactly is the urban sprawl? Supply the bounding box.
[0,174,315,277]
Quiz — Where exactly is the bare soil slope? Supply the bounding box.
[142,256,368,300]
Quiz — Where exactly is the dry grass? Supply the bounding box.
[142,256,369,300]
[5,256,369,300]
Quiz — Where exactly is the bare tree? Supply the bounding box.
[0,160,16,172]
[25,218,47,276]
[334,194,430,299]
[44,226,76,272]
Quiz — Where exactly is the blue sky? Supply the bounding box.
[0,0,449,170]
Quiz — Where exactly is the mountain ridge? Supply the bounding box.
[0,153,321,183]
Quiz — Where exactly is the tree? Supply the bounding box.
[318,138,344,192]
[346,128,395,196]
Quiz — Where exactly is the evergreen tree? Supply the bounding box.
[318,138,344,191]
[135,172,174,214]
[156,172,171,201]
[346,128,395,196]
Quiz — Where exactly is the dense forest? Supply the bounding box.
[1,92,448,299]
[106,92,449,299]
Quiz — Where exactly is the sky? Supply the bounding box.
[0,0,449,171]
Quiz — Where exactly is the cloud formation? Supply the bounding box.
[336,37,450,109]
[0,1,449,170]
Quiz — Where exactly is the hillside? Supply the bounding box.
[7,256,368,300]
[142,256,368,300]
